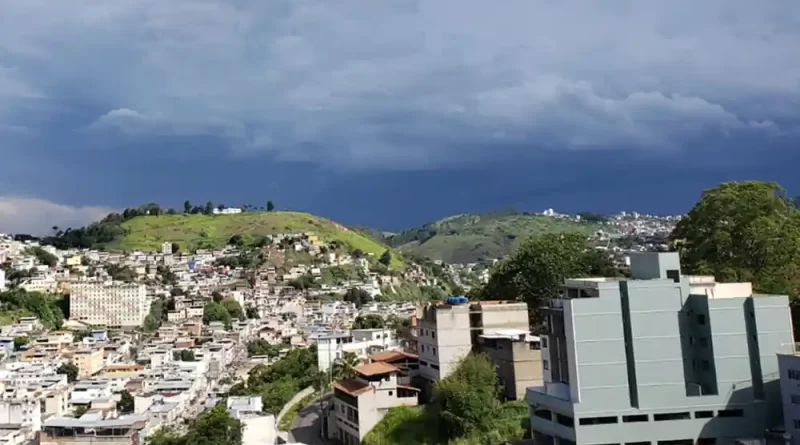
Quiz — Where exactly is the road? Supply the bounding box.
[288,394,332,445]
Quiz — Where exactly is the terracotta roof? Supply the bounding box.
[353,361,399,377]
[370,350,418,363]
[105,364,145,371]
[334,379,373,397]
[397,385,421,392]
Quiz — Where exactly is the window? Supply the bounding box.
[701,360,710,371]
[794,419,800,429]
[433,348,437,356]
[556,414,574,427]
[541,337,548,348]
[697,440,716,445]
[419,360,428,366]
[622,414,648,423]
[697,314,706,325]
[791,395,800,405]
[789,369,800,380]
[694,411,713,419]
[432,332,435,339]
[431,364,440,370]
[543,360,549,370]
[698,337,708,348]
[579,416,617,425]
[654,412,691,421]
[388,391,393,396]
[717,409,743,418]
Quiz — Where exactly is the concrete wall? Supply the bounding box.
[417,305,471,381]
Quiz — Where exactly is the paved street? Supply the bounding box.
[288,394,332,445]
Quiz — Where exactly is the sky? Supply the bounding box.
[2,0,800,234]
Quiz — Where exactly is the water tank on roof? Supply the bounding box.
[446,296,468,305]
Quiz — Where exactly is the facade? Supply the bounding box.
[73,348,104,378]
[416,300,528,382]
[778,354,800,444]
[0,269,5,291]
[528,252,793,445]
[161,242,172,255]
[330,362,419,445]
[70,283,148,327]
[479,330,543,401]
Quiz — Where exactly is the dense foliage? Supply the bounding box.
[0,289,65,329]
[363,354,528,445]
[343,288,371,308]
[672,181,800,298]
[143,299,166,332]
[147,405,242,445]
[475,232,619,326]
[229,345,319,414]
[57,362,79,382]
[246,340,282,358]
[352,314,384,329]
[117,390,135,413]
[173,350,196,361]
[26,247,58,267]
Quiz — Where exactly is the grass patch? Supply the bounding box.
[390,211,602,263]
[102,212,404,268]
[277,391,320,432]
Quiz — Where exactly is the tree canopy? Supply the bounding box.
[477,232,618,326]
[57,362,79,382]
[671,181,800,298]
[364,353,528,445]
[352,314,384,329]
[147,405,242,445]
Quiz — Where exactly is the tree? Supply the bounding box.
[379,249,392,266]
[228,235,244,247]
[434,353,503,437]
[266,200,275,212]
[352,314,384,329]
[203,302,232,327]
[482,232,618,327]
[211,291,224,303]
[221,299,244,320]
[173,349,196,361]
[27,247,58,267]
[184,200,192,213]
[57,362,79,383]
[117,390,134,413]
[260,379,297,415]
[171,242,180,254]
[205,201,214,215]
[189,405,243,445]
[343,288,371,308]
[671,181,800,298]
[332,352,361,380]
[13,336,28,351]
[74,405,89,417]
[245,305,259,319]
[246,340,281,358]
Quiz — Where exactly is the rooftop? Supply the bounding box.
[369,350,417,363]
[334,379,372,397]
[353,362,399,377]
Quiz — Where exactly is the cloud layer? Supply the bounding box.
[2,0,799,170]
[0,197,116,235]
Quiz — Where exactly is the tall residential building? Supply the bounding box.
[416,300,529,382]
[70,283,148,327]
[528,252,793,445]
[161,241,172,255]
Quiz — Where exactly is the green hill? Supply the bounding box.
[386,210,602,264]
[102,212,403,267]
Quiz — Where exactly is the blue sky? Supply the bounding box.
[2,0,800,234]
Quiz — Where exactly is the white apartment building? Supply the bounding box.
[161,242,172,255]
[70,283,148,327]
[0,398,42,433]
[314,329,398,372]
[416,300,529,382]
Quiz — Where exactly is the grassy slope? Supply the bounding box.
[103,212,404,267]
[388,211,601,263]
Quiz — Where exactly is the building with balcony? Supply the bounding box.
[330,362,419,445]
[527,252,793,445]
[416,299,529,382]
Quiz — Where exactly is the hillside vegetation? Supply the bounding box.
[386,210,602,263]
[44,209,403,268]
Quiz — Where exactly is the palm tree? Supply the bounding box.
[332,352,361,381]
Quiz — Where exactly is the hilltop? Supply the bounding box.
[49,211,404,268]
[385,210,602,264]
